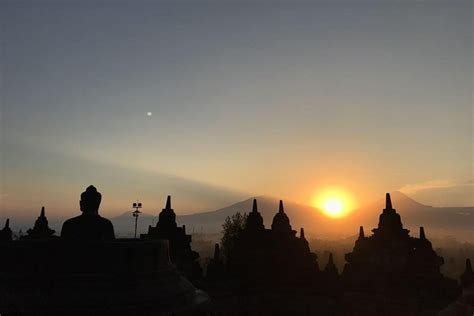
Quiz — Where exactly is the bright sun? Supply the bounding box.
[324,199,343,214]
[313,189,354,218]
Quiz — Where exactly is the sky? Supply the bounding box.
[1,0,472,220]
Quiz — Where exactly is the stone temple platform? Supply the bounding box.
[0,238,211,315]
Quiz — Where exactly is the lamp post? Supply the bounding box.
[132,202,142,239]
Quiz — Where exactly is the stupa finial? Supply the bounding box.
[165,195,171,209]
[252,199,258,213]
[358,226,365,239]
[300,227,305,239]
[279,200,284,213]
[385,193,393,210]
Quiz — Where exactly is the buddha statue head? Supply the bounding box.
[80,185,102,215]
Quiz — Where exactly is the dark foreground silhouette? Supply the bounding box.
[204,194,471,315]
[0,188,472,315]
[0,186,210,316]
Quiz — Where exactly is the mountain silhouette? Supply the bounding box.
[109,192,472,241]
[177,196,331,235]
[108,196,330,236]
[347,191,473,241]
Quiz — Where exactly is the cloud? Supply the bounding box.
[399,179,473,194]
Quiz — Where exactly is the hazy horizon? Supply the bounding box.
[2,186,472,221]
[5,190,473,245]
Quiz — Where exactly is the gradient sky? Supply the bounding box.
[1,0,472,219]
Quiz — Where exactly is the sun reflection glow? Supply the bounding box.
[313,188,355,218]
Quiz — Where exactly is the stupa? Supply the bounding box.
[23,207,56,239]
[342,193,459,313]
[141,195,202,281]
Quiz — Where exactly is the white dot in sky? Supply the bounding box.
[147,112,152,117]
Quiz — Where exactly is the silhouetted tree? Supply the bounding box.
[221,212,247,261]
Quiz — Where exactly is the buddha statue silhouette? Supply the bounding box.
[61,185,115,241]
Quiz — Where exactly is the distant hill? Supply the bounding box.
[108,191,473,241]
[176,197,332,235]
[110,197,331,237]
[348,191,473,241]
